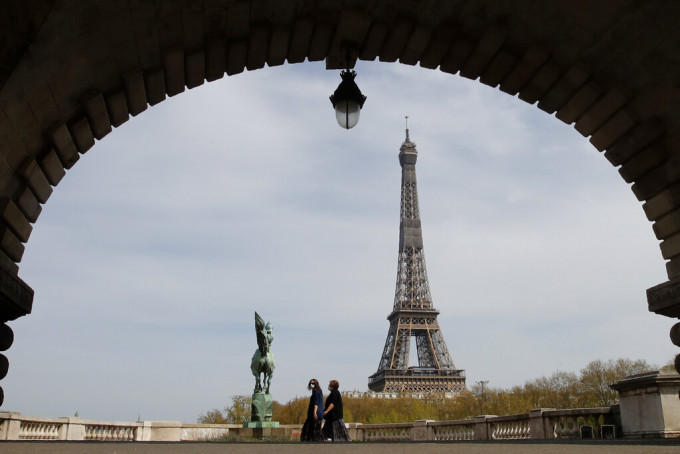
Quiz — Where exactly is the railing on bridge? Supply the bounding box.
[0,412,240,441]
[0,407,617,442]
[348,407,618,441]
[2,372,677,441]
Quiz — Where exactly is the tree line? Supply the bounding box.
[198,357,675,425]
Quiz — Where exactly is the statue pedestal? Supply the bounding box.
[242,393,279,439]
[248,392,276,424]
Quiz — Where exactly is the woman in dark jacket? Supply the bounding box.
[300,378,324,442]
[322,379,351,441]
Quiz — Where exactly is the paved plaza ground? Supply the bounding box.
[2,441,680,454]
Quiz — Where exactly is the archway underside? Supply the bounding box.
[0,1,679,387]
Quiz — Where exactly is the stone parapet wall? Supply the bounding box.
[348,407,618,441]
[0,412,240,441]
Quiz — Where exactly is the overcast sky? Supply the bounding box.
[2,61,675,423]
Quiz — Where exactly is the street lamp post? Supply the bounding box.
[476,380,489,415]
[329,48,367,129]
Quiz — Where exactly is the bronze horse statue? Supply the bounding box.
[250,312,275,394]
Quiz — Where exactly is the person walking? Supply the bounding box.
[322,379,351,441]
[300,378,324,442]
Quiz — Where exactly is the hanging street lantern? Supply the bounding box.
[329,68,367,129]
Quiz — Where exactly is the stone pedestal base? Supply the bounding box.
[250,392,274,423]
[611,372,680,438]
[241,421,280,440]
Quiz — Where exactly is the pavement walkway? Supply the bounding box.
[2,441,680,454]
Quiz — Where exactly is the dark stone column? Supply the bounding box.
[0,269,33,322]
[0,268,34,407]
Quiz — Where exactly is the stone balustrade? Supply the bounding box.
[1,373,678,442]
[0,408,617,442]
[348,407,617,442]
[0,412,239,441]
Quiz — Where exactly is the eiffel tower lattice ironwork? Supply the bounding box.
[368,119,466,394]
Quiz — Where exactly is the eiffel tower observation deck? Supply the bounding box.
[368,119,466,394]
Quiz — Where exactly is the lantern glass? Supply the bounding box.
[335,99,361,129]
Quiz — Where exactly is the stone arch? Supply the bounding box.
[1,1,680,397]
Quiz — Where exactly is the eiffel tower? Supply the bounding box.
[368,119,466,394]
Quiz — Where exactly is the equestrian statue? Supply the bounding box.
[250,311,275,394]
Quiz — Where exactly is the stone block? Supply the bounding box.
[48,122,80,169]
[0,227,24,263]
[619,144,667,183]
[399,26,432,66]
[0,267,33,320]
[360,21,389,62]
[237,425,282,440]
[0,414,21,440]
[518,61,561,105]
[38,149,65,187]
[69,116,95,154]
[652,206,680,239]
[460,27,505,79]
[309,21,333,62]
[410,419,434,441]
[104,89,130,128]
[574,88,629,137]
[0,251,18,276]
[205,37,226,81]
[440,39,473,75]
[226,40,247,75]
[147,421,183,441]
[610,372,680,438]
[604,120,665,166]
[64,417,85,440]
[648,278,680,318]
[18,158,52,204]
[529,408,556,440]
[144,67,166,106]
[590,110,636,151]
[0,198,31,243]
[479,50,517,88]
[163,48,185,97]
[666,257,680,280]
[15,187,41,223]
[419,22,456,70]
[537,63,591,114]
[632,156,680,202]
[288,19,314,64]
[556,81,602,125]
[82,91,112,140]
[661,231,680,260]
[379,19,414,63]
[643,180,680,221]
[268,27,289,67]
[121,68,148,116]
[185,50,205,89]
[473,415,497,440]
[499,46,549,95]
[246,26,270,71]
